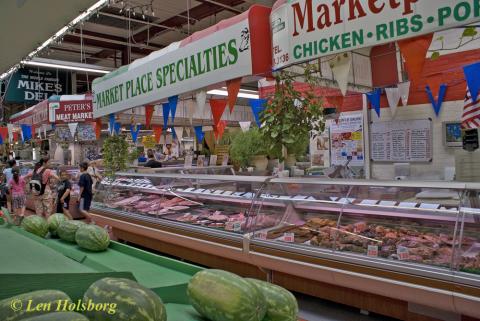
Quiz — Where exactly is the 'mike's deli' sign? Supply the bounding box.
[49,99,93,124]
[272,0,480,69]
[92,5,272,118]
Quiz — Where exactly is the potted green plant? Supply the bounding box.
[103,135,139,178]
[284,132,310,167]
[229,128,267,170]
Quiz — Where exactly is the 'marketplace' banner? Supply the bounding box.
[272,0,480,69]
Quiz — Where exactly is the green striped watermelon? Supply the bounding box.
[0,290,71,321]
[47,213,68,237]
[246,278,298,321]
[187,269,266,321]
[20,312,89,321]
[57,220,85,243]
[83,277,167,321]
[21,215,48,238]
[75,224,110,252]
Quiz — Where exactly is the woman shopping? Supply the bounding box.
[25,158,59,218]
[9,167,26,224]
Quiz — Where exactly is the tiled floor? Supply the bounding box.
[297,293,399,321]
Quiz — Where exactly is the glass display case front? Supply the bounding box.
[92,172,265,236]
[250,179,480,285]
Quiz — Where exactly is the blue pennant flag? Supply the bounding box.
[109,113,115,134]
[51,123,56,130]
[21,124,32,142]
[130,124,141,143]
[249,98,267,128]
[366,88,382,117]
[426,84,447,117]
[162,103,170,130]
[171,127,177,140]
[194,125,205,142]
[464,62,480,103]
[0,134,3,145]
[169,95,178,123]
[114,122,122,135]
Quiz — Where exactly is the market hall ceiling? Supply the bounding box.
[1,0,274,79]
[0,0,99,74]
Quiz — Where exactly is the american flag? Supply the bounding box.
[462,87,480,129]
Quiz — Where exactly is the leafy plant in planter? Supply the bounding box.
[103,135,137,177]
[229,128,266,169]
[260,64,325,161]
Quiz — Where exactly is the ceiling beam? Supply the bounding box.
[195,0,243,14]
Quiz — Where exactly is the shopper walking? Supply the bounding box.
[26,158,59,218]
[9,167,26,224]
[87,160,102,194]
[144,149,162,168]
[3,159,16,211]
[56,170,72,219]
[78,162,93,223]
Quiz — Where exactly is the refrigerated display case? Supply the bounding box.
[89,174,480,320]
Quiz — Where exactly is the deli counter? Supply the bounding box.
[90,173,480,321]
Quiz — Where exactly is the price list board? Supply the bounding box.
[371,119,432,162]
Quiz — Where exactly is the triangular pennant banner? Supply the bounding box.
[171,127,177,140]
[214,120,227,141]
[162,103,170,130]
[366,88,382,117]
[249,99,267,128]
[95,118,102,139]
[114,122,122,135]
[385,87,401,118]
[0,135,3,145]
[426,73,444,100]
[0,127,8,143]
[210,99,228,126]
[239,121,251,132]
[7,124,14,142]
[194,125,205,142]
[130,124,141,143]
[174,127,184,141]
[463,62,480,103]
[68,123,78,138]
[397,33,433,84]
[426,84,447,116]
[196,90,207,116]
[398,81,411,106]
[330,52,352,96]
[21,124,32,142]
[145,105,155,129]
[153,126,163,143]
[226,77,242,113]
[169,96,178,123]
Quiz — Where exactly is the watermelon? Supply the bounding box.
[83,277,167,321]
[20,215,48,238]
[20,312,89,321]
[47,213,68,237]
[75,224,110,251]
[57,220,85,243]
[0,290,71,321]
[187,269,266,321]
[246,278,298,321]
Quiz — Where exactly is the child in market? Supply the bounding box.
[78,162,93,223]
[56,170,72,219]
[9,167,26,225]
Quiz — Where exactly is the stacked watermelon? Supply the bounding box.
[47,213,68,237]
[75,224,110,252]
[187,269,298,321]
[57,220,86,243]
[20,215,48,238]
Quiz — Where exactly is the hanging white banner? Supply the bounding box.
[239,121,251,132]
[398,81,411,106]
[174,127,184,141]
[196,91,207,117]
[7,124,14,142]
[202,126,213,132]
[68,123,78,138]
[385,87,401,118]
[330,52,351,96]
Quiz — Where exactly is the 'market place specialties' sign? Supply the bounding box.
[92,5,272,118]
[272,0,480,69]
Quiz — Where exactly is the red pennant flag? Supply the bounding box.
[214,120,227,141]
[31,124,36,139]
[210,99,228,127]
[327,96,344,113]
[0,127,8,142]
[398,33,433,84]
[13,132,19,142]
[95,118,102,139]
[226,77,242,113]
[145,105,154,129]
[153,126,163,143]
[425,73,443,98]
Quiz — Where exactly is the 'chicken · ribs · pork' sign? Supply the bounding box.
[271,0,480,69]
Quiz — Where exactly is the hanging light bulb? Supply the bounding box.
[152,10,155,16]
[119,7,123,13]
[133,10,135,16]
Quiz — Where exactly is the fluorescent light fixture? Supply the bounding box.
[207,88,259,99]
[21,60,111,74]
[0,0,108,80]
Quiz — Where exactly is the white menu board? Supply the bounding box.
[371,119,432,162]
[330,113,364,166]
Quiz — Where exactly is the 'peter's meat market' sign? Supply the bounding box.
[272,0,480,69]
[49,100,93,124]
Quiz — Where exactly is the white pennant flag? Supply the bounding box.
[187,105,195,125]
[174,127,184,141]
[398,81,411,106]
[385,87,401,118]
[7,124,14,142]
[330,52,352,96]
[43,125,47,139]
[159,135,165,144]
[196,90,207,117]
[239,121,251,132]
[68,123,78,138]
